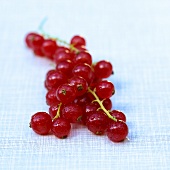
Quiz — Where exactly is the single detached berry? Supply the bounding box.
[30,112,52,135]
[52,118,71,139]
[106,121,128,142]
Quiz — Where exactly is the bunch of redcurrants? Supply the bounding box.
[25,32,128,142]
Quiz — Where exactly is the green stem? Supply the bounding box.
[38,18,79,53]
[88,87,117,121]
[53,103,62,120]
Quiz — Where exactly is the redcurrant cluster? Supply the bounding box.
[26,32,128,142]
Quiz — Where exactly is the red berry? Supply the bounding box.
[74,93,92,106]
[82,103,98,125]
[30,34,44,50]
[30,112,52,135]
[33,48,44,57]
[46,88,60,106]
[61,103,83,123]
[109,110,126,122]
[107,121,128,142]
[56,60,74,78]
[56,84,76,104]
[86,110,108,135]
[72,63,94,85]
[68,76,88,96]
[41,39,57,59]
[25,32,38,48]
[95,80,115,99]
[74,51,92,65]
[49,104,59,119]
[103,98,112,110]
[52,118,71,139]
[45,71,67,90]
[70,35,86,47]
[94,60,113,79]
[53,49,72,64]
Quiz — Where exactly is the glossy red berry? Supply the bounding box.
[107,121,128,142]
[61,103,83,123]
[109,110,126,122]
[30,34,44,50]
[82,103,98,125]
[45,71,67,90]
[53,49,72,64]
[56,60,74,78]
[52,118,71,139]
[25,32,38,48]
[30,112,52,135]
[41,39,57,59]
[86,110,108,135]
[103,98,112,110]
[68,76,88,96]
[94,60,113,79]
[49,104,59,119]
[56,84,76,104]
[72,63,94,85]
[74,93,92,106]
[74,51,92,65]
[33,48,44,57]
[46,88,60,106]
[95,80,115,99]
[70,35,86,47]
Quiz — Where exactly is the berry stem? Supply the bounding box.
[53,103,62,120]
[38,18,79,53]
[87,87,117,121]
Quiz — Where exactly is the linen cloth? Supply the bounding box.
[0,0,170,169]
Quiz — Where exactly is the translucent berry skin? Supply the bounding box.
[70,35,86,47]
[82,103,98,125]
[52,118,71,139]
[68,76,88,97]
[30,34,44,50]
[72,63,94,85]
[25,32,38,48]
[56,84,76,104]
[61,103,83,123]
[86,111,108,135]
[95,80,115,99]
[49,104,59,119]
[30,112,52,135]
[109,110,126,122]
[107,121,128,142]
[45,71,67,90]
[56,60,74,78]
[74,93,91,106]
[74,51,92,65]
[53,50,72,64]
[41,39,57,59]
[33,48,44,57]
[46,89,60,106]
[94,60,113,79]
